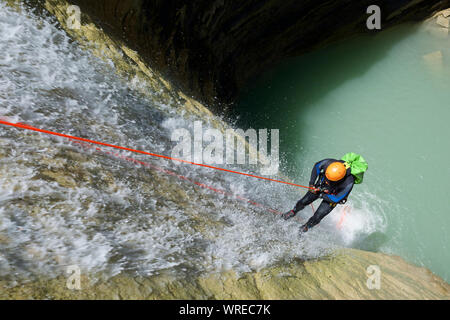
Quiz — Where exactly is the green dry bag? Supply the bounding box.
[341,152,368,184]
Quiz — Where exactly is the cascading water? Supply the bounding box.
[0,1,356,286]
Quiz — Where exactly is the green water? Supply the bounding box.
[235,23,450,282]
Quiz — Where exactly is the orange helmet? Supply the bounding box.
[325,162,347,181]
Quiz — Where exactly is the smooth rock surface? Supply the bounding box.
[1,248,449,299]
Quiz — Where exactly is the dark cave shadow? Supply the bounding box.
[231,23,420,178]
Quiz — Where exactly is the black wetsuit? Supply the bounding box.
[293,159,354,229]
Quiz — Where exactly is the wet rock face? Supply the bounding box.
[1,248,449,299]
[59,0,450,106]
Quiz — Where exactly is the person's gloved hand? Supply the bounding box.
[310,185,319,194]
[316,187,330,198]
[281,210,296,220]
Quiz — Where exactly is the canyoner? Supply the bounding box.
[282,153,368,233]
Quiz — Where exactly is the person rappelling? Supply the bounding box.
[282,153,368,233]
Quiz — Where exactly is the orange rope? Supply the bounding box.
[337,205,350,229]
[71,140,285,215]
[0,120,318,191]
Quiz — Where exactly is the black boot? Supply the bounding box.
[281,210,296,220]
[300,224,309,233]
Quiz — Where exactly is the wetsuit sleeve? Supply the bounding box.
[309,159,328,186]
[323,175,354,204]
[309,161,322,186]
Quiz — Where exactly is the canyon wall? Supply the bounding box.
[47,0,450,107]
